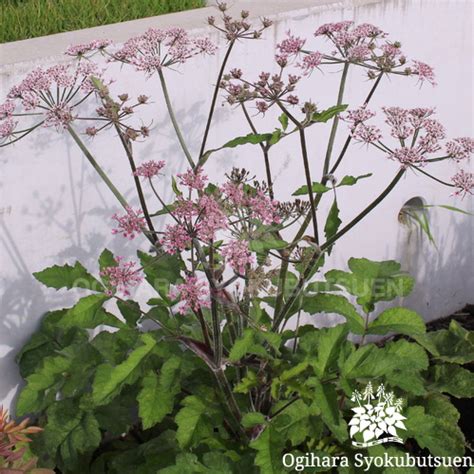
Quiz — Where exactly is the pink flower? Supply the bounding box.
[0,118,17,140]
[169,276,211,315]
[112,28,216,75]
[352,124,382,144]
[451,170,474,198]
[43,103,75,129]
[65,39,112,57]
[297,51,323,75]
[177,167,208,191]
[382,107,413,140]
[412,60,436,86]
[417,119,446,153]
[446,137,474,162]
[100,257,142,296]
[161,223,192,254]
[344,106,376,129]
[408,108,435,128]
[249,191,280,224]
[256,101,269,114]
[221,240,254,274]
[347,45,372,61]
[111,207,146,239]
[134,160,166,178]
[221,182,245,206]
[352,23,385,39]
[0,101,15,119]
[277,31,306,57]
[314,21,354,36]
[196,195,228,241]
[390,147,425,167]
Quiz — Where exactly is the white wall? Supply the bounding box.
[0,0,473,411]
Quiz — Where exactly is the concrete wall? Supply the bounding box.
[0,0,473,411]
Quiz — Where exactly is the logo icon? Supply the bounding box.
[349,382,407,448]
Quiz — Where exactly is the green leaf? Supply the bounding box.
[175,396,210,448]
[302,293,365,334]
[249,234,287,253]
[413,321,474,364]
[98,248,116,272]
[229,328,272,361]
[223,132,273,148]
[171,176,182,196]
[405,406,465,457]
[160,453,209,474]
[278,113,289,131]
[272,399,312,445]
[430,363,474,398]
[33,261,103,292]
[311,104,348,123]
[117,299,141,327]
[16,355,71,415]
[368,307,426,336]
[337,173,372,187]
[313,381,347,442]
[44,399,101,463]
[250,426,286,474]
[423,204,473,216]
[92,333,156,406]
[326,258,414,313]
[242,412,267,428]
[292,182,330,196]
[57,294,122,330]
[138,250,182,299]
[138,356,182,429]
[324,199,341,255]
[312,324,349,377]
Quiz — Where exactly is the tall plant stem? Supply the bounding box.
[67,125,129,210]
[198,40,235,160]
[272,169,406,331]
[277,102,319,242]
[241,102,273,198]
[158,69,195,168]
[115,126,158,243]
[322,62,349,177]
[329,72,383,175]
[287,72,384,249]
[193,240,222,367]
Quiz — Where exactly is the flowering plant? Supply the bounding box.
[2,3,473,472]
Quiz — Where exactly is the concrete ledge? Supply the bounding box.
[0,0,381,66]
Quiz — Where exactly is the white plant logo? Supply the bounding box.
[349,382,407,448]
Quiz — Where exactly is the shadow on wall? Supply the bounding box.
[395,203,474,317]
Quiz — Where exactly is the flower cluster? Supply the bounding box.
[221,239,255,274]
[111,27,216,75]
[134,160,166,179]
[446,137,474,162]
[207,2,272,42]
[65,39,112,58]
[100,257,142,296]
[221,69,301,112]
[111,207,146,239]
[451,170,474,198]
[0,62,106,144]
[169,276,211,315]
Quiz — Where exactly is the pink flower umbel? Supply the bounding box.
[134,160,166,178]
[451,170,474,198]
[196,195,228,241]
[112,207,146,239]
[446,137,474,162]
[390,147,425,168]
[65,39,112,58]
[412,60,436,86]
[177,167,208,191]
[250,191,281,224]
[112,28,216,75]
[100,257,142,296]
[169,276,211,315]
[221,240,254,274]
[161,223,192,254]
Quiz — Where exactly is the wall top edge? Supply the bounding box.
[0,0,380,68]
